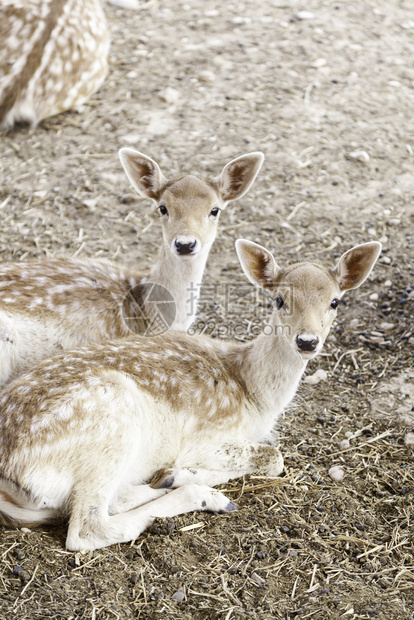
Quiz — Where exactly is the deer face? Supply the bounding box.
[156,176,223,258]
[236,239,382,360]
[270,264,342,359]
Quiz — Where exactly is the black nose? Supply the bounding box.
[175,240,196,255]
[296,335,319,352]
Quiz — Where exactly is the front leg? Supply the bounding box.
[109,483,170,515]
[67,485,236,551]
[151,442,284,489]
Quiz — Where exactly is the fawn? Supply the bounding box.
[0,0,110,129]
[0,238,381,551]
[0,149,264,386]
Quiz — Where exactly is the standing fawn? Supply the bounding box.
[0,0,109,130]
[0,239,381,551]
[0,149,264,386]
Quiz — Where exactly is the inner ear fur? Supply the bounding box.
[216,152,264,203]
[119,148,167,201]
[235,239,280,289]
[333,241,382,291]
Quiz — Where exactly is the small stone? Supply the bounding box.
[380,322,394,331]
[120,134,140,145]
[381,256,392,264]
[312,58,327,68]
[13,566,30,582]
[297,10,314,19]
[304,368,328,385]
[232,16,250,25]
[404,432,414,448]
[171,586,185,602]
[344,431,353,439]
[384,280,392,287]
[369,293,379,301]
[129,572,139,584]
[198,70,215,83]
[328,466,345,481]
[251,572,266,584]
[159,87,180,105]
[339,439,350,451]
[83,198,98,210]
[388,218,401,225]
[348,150,370,163]
[20,528,31,534]
[33,190,47,199]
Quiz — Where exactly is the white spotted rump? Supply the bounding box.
[0,0,109,129]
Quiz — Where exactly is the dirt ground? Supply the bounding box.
[0,0,413,618]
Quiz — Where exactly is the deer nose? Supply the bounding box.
[296,335,319,352]
[175,240,197,255]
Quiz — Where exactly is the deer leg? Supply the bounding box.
[151,442,284,489]
[109,484,170,515]
[66,484,236,552]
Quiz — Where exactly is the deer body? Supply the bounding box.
[0,149,264,386]
[0,0,109,129]
[0,240,381,550]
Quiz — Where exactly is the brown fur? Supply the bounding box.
[0,331,250,465]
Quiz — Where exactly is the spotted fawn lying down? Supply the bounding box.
[0,239,381,550]
[0,0,109,129]
[0,149,264,386]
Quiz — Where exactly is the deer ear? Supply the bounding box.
[216,152,264,204]
[333,242,382,291]
[119,149,167,201]
[235,239,280,289]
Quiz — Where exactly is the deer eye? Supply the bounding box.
[158,205,168,216]
[330,298,339,310]
[210,207,220,217]
[276,296,284,309]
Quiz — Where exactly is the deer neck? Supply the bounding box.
[229,327,308,424]
[147,243,211,331]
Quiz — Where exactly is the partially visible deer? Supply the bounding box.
[0,0,109,130]
[0,239,381,551]
[0,149,264,386]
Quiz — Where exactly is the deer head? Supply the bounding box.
[236,239,382,359]
[119,149,264,259]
